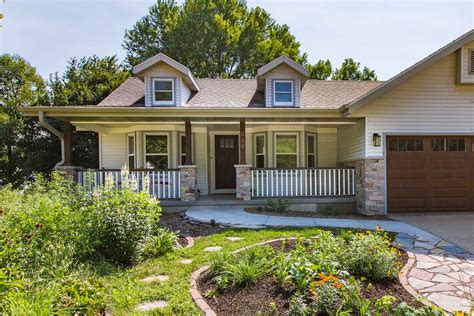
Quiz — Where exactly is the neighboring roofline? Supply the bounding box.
[19,106,342,119]
[132,53,200,91]
[257,55,309,77]
[342,29,474,116]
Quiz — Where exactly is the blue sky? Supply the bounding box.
[1,0,473,80]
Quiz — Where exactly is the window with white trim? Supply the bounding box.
[179,134,193,165]
[127,134,135,169]
[152,78,174,105]
[254,133,266,168]
[306,134,316,167]
[275,133,298,168]
[145,134,169,169]
[273,80,294,106]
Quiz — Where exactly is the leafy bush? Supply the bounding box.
[142,227,178,259]
[89,186,161,265]
[264,198,290,213]
[341,231,400,280]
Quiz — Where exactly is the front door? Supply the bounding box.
[215,135,239,189]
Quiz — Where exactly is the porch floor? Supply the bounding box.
[159,194,355,207]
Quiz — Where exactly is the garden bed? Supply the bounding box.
[160,212,226,238]
[196,235,434,315]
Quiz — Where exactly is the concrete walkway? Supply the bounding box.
[186,206,474,313]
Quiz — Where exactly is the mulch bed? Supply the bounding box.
[197,241,421,315]
[159,212,226,239]
[246,207,392,221]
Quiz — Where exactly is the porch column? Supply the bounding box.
[63,121,73,166]
[239,119,246,164]
[179,165,197,201]
[235,164,252,200]
[185,120,193,164]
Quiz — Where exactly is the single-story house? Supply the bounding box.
[21,29,474,215]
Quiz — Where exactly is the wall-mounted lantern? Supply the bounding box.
[372,133,382,147]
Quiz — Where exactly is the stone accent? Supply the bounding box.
[136,300,168,311]
[54,165,83,181]
[179,165,197,201]
[235,164,252,200]
[344,158,385,215]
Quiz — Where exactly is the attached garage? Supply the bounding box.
[387,136,474,212]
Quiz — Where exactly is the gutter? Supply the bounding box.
[38,111,65,167]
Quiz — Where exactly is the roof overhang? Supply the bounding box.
[257,56,309,78]
[342,29,474,116]
[20,106,344,123]
[132,53,200,92]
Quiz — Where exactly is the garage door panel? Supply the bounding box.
[387,136,473,213]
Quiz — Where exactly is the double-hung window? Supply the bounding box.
[254,133,266,168]
[306,134,317,167]
[275,133,298,168]
[127,134,136,169]
[145,134,169,169]
[273,80,294,106]
[152,78,174,105]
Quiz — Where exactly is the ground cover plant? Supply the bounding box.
[0,171,176,313]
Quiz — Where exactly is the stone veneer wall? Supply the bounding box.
[235,165,252,200]
[341,158,385,215]
[179,165,197,201]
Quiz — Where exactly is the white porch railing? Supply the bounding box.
[251,168,355,198]
[77,169,181,199]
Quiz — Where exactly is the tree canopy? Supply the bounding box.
[123,0,305,78]
[308,58,377,81]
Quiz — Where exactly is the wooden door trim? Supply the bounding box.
[209,131,240,194]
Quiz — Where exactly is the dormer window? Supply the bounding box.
[153,78,174,106]
[273,80,294,106]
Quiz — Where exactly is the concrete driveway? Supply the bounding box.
[389,212,474,254]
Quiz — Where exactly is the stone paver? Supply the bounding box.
[203,246,222,252]
[136,300,168,311]
[180,259,193,264]
[186,206,474,314]
[226,237,244,242]
[141,275,169,283]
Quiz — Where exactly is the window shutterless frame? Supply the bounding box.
[273,79,294,106]
[143,133,170,169]
[152,78,174,106]
[126,133,136,169]
[274,132,299,168]
[253,133,266,168]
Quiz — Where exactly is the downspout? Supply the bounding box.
[38,111,65,168]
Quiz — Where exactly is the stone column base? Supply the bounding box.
[179,165,198,201]
[235,164,252,200]
[54,165,83,181]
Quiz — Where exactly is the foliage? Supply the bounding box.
[308,59,332,80]
[265,198,290,213]
[341,230,401,280]
[331,58,378,80]
[123,0,305,77]
[142,227,178,259]
[0,54,50,186]
[209,245,272,290]
[319,204,338,215]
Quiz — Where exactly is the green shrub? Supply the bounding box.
[142,228,178,259]
[89,186,162,265]
[264,198,290,213]
[341,231,400,280]
[311,282,340,315]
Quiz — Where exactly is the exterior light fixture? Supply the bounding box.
[372,133,381,147]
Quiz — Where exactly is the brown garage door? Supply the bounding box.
[387,136,474,212]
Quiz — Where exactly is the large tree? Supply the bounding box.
[0,54,52,186]
[48,55,130,168]
[331,58,377,81]
[123,0,305,78]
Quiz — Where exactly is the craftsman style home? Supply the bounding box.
[22,30,474,215]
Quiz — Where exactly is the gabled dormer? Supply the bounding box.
[456,40,474,84]
[257,56,309,108]
[132,53,200,106]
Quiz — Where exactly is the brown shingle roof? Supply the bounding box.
[98,77,383,109]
